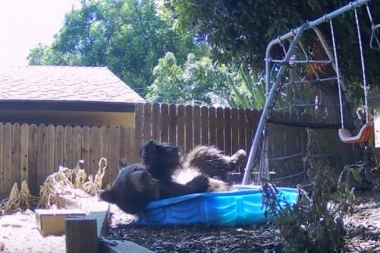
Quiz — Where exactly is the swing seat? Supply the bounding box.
[338,123,373,144]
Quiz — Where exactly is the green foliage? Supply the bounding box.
[262,129,361,253]
[28,0,201,95]
[146,51,228,105]
[164,0,380,90]
[223,66,265,110]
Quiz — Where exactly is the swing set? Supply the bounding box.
[243,0,379,185]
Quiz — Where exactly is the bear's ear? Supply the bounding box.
[99,189,117,204]
[118,159,128,169]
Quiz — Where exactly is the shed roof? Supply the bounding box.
[0,66,145,104]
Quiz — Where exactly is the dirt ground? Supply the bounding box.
[1,181,380,252]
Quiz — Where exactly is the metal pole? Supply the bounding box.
[242,24,308,185]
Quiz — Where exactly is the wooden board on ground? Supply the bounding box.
[35,209,86,236]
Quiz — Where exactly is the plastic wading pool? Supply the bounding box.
[136,186,299,226]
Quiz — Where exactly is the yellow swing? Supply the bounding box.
[330,10,373,144]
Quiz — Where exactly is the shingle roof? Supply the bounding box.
[0,66,145,103]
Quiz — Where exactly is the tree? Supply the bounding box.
[164,0,380,89]
[146,51,228,105]
[28,0,201,94]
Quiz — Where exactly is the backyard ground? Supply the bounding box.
[0,174,379,252]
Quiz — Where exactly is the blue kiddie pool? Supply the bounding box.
[137,186,299,226]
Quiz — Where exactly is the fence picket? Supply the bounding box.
[193,105,201,147]
[81,126,91,173]
[28,124,38,195]
[160,103,169,143]
[168,104,177,145]
[0,124,3,198]
[185,105,193,153]
[20,124,29,183]
[37,125,47,189]
[72,126,82,167]
[99,126,110,183]
[200,106,209,146]
[108,126,121,184]
[46,125,56,174]
[3,123,12,196]
[11,123,21,186]
[90,126,100,177]
[209,107,216,146]
[177,105,185,148]
[55,125,64,169]
[224,108,232,155]
[216,107,224,152]
[64,126,73,169]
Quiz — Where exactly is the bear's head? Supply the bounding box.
[140,140,181,177]
[99,164,160,214]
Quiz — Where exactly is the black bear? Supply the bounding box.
[100,140,246,214]
[182,145,246,181]
[99,163,209,214]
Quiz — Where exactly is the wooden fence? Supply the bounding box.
[134,103,260,155]
[1,103,356,199]
[0,123,135,198]
[0,104,261,199]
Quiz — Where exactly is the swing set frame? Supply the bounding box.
[242,0,377,185]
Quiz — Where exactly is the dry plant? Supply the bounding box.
[38,158,107,209]
[0,181,37,215]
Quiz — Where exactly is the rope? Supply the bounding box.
[354,8,369,124]
[329,19,344,129]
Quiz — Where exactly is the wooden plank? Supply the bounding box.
[108,126,121,182]
[90,126,100,177]
[28,124,39,196]
[224,108,232,155]
[184,105,193,153]
[160,103,169,143]
[3,123,12,197]
[64,126,73,169]
[151,103,160,141]
[81,126,91,174]
[37,125,47,189]
[200,106,209,146]
[99,126,110,184]
[20,124,29,183]
[65,217,98,253]
[193,105,201,147]
[143,103,152,143]
[134,103,144,149]
[102,240,153,253]
[245,109,258,155]
[168,104,177,145]
[11,123,21,186]
[231,108,239,154]
[125,127,136,163]
[209,107,216,147]
[35,209,86,236]
[46,125,56,174]
[0,123,3,199]
[238,108,246,150]
[216,107,224,152]
[72,126,82,168]
[177,105,185,149]
[55,125,64,169]
[120,126,136,163]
